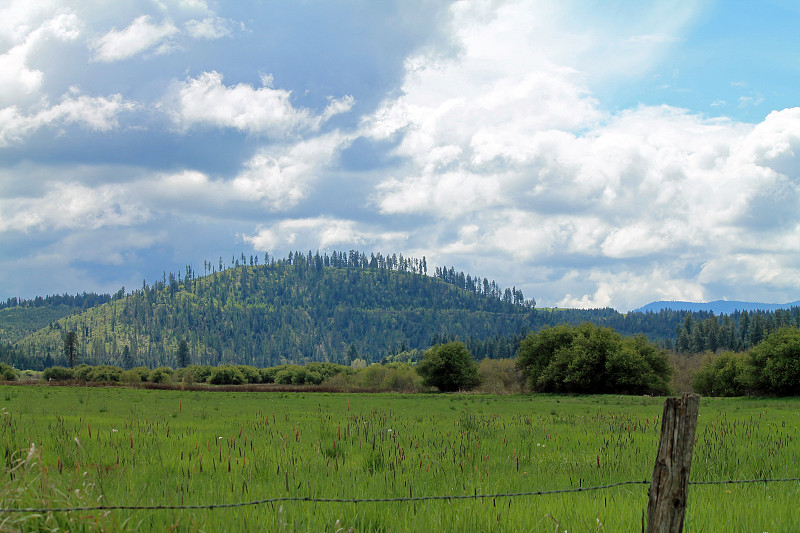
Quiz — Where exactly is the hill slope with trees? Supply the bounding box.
[4,250,800,370]
[9,251,540,369]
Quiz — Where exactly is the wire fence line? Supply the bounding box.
[2,477,799,514]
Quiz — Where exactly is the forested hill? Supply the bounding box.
[9,251,542,369]
[6,250,800,370]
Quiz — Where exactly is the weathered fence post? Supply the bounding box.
[645,393,700,533]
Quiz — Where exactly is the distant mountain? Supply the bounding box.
[634,300,800,314]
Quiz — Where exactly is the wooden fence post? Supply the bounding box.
[645,393,700,533]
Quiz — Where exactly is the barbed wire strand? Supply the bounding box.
[2,477,799,514]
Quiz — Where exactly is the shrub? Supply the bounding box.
[290,366,308,385]
[73,364,93,381]
[692,351,750,396]
[120,369,142,384]
[359,365,387,389]
[416,342,480,392]
[0,363,17,381]
[260,367,278,383]
[131,367,151,382]
[87,365,123,382]
[181,365,213,384]
[517,323,671,395]
[380,364,424,392]
[305,370,323,385]
[306,362,350,381]
[322,372,356,389]
[477,358,525,394]
[236,365,261,384]
[275,368,294,385]
[208,365,245,385]
[42,366,74,381]
[748,328,800,395]
[148,367,174,384]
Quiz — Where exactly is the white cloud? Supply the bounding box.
[557,268,708,311]
[356,0,800,310]
[91,15,179,62]
[184,16,231,39]
[321,95,356,122]
[0,10,81,106]
[139,131,351,212]
[0,182,149,233]
[0,93,136,146]
[243,217,407,251]
[166,71,353,136]
[231,131,352,209]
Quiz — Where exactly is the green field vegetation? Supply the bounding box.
[1,386,799,532]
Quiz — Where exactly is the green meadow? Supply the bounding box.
[1,385,798,532]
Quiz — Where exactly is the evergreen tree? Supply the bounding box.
[177,339,190,368]
[64,331,78,368]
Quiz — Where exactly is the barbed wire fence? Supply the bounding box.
[1,477,799,514]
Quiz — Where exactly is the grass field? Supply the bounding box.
[1,385,799,532]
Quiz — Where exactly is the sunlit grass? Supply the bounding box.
[1,386,798,531]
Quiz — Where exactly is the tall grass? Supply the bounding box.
[1,386,798,531]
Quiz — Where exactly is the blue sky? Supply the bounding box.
[1,0,799,311]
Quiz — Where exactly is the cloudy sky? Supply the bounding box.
[1,0,799,311]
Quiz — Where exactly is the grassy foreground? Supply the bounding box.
[1,386,799,532]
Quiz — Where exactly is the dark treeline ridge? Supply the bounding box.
[1,292,112,311]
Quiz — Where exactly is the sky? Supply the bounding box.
[1,0,799,312]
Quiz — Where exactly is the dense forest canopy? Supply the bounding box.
[2,249,800,370]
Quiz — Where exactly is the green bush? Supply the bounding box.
[692,352,749,396]
[359,365,387,389]
[516,323,671,395]
[73,364,93,381]
[120,369,142,384]
[274,369,294,384]
[416,342,480,392]
[260,367,278,383]
[208,365,245,385]
[748,328,800,395]
[87,365,123,382]
[0,363,18,381]
[305,370,323,385]
[379,364,424,392]
[131,367,151,381]
[236,365,262,384]
[42,366,74,381]
[181,365,213,384]
[306,362,350,381]
[148,367,174,384]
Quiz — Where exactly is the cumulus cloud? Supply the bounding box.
[138,131,351,212]
[357,0,800,310]
[0,181,149,233]
[0,10,81,106]
[166,71,354,135]
[231,131,352,209]
[91,15,179,62]
[0,92,136,146]
[243,217,407,251]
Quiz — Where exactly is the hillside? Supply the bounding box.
[12,252,542,369]
[8,251,800,370]
[0,292,112,343]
